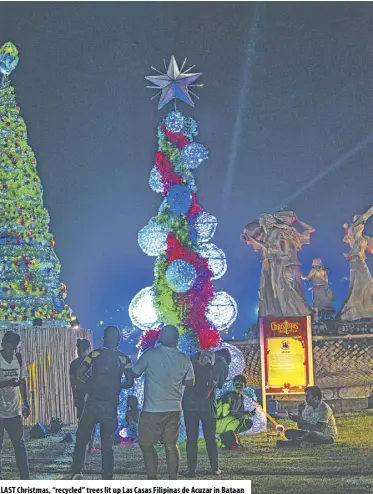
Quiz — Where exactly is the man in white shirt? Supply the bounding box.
[0,331,30,479]
[278,385,338,448]
[131,325,195,480]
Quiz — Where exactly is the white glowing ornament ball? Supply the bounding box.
[194,212,217,243]
[129,286,161,330]
[138,219,168,256]
[180,142,209,169]
[206,291,238,331]
[216,342,245,380]
[149,167,164,194]
[199,243,227,280]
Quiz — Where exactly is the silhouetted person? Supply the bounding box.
[69,338,98,452]
[70,326,133,479]
[182,348,230,477]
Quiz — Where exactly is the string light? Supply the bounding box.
[165,111,184,133]
[199,243,227,280]
[0,42,72,324]
[193,212,218,243]
[128,286,161,330]
[206,291,238,331]
[138,220,168,257]
[180,142,208,169]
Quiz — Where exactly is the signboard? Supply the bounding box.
[259,316,314,407]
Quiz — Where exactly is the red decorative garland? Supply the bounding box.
[139,329,161,352]
[166,235,221,349]
[163,125,190,150]
[154,152,183,195]
[186,192,203,217]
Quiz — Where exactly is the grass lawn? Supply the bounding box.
[2,411,373,493]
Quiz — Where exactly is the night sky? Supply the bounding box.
[1,2,373,347]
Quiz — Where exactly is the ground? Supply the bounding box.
[2,411,373,493]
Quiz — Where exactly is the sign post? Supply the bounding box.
[259,316,314,425]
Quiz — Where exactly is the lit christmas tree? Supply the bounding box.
[129,56,237,354]
[0,41,72,326]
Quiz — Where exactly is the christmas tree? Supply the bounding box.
[0,41,72,326]
[129,56,237,354]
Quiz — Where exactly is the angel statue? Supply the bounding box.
[241,211,314,318]
[337,205,373,321]
[302,258,335,321]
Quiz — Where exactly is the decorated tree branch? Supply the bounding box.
[0,42,72,326]
[129,56,237,353]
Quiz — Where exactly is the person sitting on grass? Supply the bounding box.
[277,385,337,448]
[216,375,255,448]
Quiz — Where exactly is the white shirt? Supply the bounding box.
[133,345,194,412]
[0,353,27,419]
[302,401,338,439]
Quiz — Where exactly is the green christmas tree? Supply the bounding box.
[129,56,237,353]
[0,41,72,326]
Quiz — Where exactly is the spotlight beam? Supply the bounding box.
[221,3,265,216]
[273,132,373,211]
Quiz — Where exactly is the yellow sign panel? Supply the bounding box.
[267,337,306,387]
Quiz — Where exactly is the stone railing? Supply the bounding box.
[231,333,373,401]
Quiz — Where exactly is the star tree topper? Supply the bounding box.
[146,56,202,110]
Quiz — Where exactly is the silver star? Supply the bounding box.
[146,56,203,110]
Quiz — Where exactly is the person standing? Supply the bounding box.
[69,338,98,453]
[0,331,30,480]
[70,326,133,480]
[182,348,230,477]
[131,325,195,480]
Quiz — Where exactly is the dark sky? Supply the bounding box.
[1,2,373,343]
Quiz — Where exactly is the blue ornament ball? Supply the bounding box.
[181,142,208,169]
[165,111,184,133]
[166,260,197,293]
[53,297,64,311]
[167,184,192,214]
[178,332,200,356]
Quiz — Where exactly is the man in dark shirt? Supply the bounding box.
[70,326,133,480]
[182,348,230,477]
[69,338,97,453]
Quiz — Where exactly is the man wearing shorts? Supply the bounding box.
[131,325,194,480]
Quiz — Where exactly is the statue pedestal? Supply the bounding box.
[232,319,373,412]
[0,325,92,426]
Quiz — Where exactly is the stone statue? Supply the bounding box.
[302,258,335,321]
[241,211,314,318]
[337,206,373,321]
